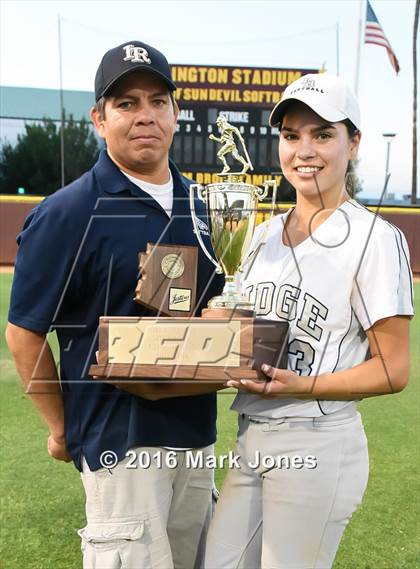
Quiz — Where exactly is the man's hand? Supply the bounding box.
[47,435,72,462]
[6,323,72,458]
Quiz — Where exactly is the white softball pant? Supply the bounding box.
[205,406,369,569]
[78,445,214,569]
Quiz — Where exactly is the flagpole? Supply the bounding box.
[354,0,365,95]
[412,0,419,204]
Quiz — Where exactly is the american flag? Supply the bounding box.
[365,0,400,74]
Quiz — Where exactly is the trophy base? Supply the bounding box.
[202,307,254,318]
[89,316,288,385]
[206,294,254,313]
[206,276,254,312]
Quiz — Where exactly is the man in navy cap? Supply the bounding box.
[6,41,223,569]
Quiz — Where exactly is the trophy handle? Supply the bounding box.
[189,184,224,274]
[254,179,277,204]
[263,179,278,214]
[238,179,278,272]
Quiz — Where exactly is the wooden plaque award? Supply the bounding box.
[134,243,197,317]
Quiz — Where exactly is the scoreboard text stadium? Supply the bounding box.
[169,64,320,197]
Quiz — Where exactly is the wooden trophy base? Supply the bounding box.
[201,307,254,318]
[89,311,288,387]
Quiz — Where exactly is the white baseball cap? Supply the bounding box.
[269,73,361,130]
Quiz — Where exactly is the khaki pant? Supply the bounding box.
[205,408,369,569]
[78,446,214,569]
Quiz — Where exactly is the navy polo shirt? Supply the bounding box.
[9,150,224,471]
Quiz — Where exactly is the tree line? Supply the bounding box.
[0,114,100,195]
[0,114,364,199]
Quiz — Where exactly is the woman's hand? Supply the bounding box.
[226,316,411,401]
[226,364,315,399]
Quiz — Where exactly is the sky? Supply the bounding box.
[0,0,418,200]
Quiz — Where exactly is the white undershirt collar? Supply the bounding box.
[120,169,173,217]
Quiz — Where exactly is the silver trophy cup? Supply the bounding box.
[190,176,277,312]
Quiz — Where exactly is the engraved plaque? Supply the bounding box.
[134,243,197,316]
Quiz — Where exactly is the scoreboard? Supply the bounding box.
[169,64,320,200]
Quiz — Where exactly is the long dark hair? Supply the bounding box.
[343,119,361,198]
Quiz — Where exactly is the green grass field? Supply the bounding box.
[0,273,419,569]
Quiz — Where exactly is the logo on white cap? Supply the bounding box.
[289,75,325,96]
[302,76,316,90]
[123,44,151,64]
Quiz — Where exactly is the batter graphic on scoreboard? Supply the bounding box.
[209,114,254,175]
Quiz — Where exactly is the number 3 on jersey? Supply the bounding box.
[288,339,315,376]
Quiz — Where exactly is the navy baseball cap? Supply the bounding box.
[94,40,177,102]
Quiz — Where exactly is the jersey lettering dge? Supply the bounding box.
[245,282,325,375]
[234,201,414,418]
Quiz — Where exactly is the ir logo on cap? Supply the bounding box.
[123,44,151,64]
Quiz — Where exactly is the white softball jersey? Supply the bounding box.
[232,199,414,418]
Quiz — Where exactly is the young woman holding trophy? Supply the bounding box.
[205,74,414,569]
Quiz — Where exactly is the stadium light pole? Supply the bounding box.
[382,133,396,202]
